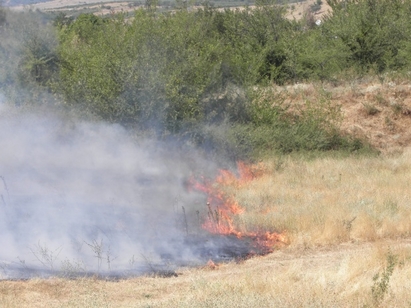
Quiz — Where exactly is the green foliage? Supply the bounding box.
[226,5,295,84]
[57,8,262,132]
[310,0,322,12]
[53,5,375,158]
[234,87,365,156]
[53,12,74,28]
[281,26,350,81]
[324,0,411,73]
[371,250,398,307]
[0,9,59,105]
[18,28,59,87]
[2,3,394,159]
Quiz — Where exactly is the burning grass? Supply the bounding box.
[191,149,411,250]
[3,151,411,306]
[218,150,411,247]
[189,161,288,256]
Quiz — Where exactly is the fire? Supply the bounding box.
[205,259,219,270]
[190,161,288,255]
[215,161,264,188]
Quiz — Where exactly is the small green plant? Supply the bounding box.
[362,102,380,116]
[371,250,398,306]
[391,102,404,115]
[374,92,388,106]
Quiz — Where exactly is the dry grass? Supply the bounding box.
[3,150,411,306]
[229,149,411,247]
[2,242,411,307]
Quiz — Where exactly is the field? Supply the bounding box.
[2,152,411,307]
[2,0,411,306]
[1,79,411,306]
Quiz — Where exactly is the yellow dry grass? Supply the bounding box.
[1,241,411,307]
[230,149,411,247]
[3,150,411,307]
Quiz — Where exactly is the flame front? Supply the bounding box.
[190,161,287,255]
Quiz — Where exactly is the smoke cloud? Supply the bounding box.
[0,105,220,279]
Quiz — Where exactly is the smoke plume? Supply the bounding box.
[0,104,220,279]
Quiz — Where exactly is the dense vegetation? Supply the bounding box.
[2,0,411,159]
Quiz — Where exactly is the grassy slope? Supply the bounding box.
[273,78,411,154]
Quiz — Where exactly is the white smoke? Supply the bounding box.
[0,105,217,278]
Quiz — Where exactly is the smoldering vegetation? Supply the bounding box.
[0,106,232,279]
[0,7,256,280]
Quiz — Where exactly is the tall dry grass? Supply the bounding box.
[227,149,411,248]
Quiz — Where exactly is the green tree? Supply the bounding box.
[0,9,59,105]
[325,0,411,72]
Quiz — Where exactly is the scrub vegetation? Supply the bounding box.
[5,0,411,159]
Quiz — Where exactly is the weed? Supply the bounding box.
[342,216,356,232]
[383,200,399,216]
[391,102,403,115]
[362,102,380,116]
[0,262,8,276]
[30,242,62,271]
[371,250,398,307]
[384,116,396,131]
[17,257,27,269]
[128,255,136,269]
[84,239,104,271]
[374,92,388,106]
[61,259,86,277]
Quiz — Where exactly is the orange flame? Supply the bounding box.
[205,259,219,270]
[190,161,287,254]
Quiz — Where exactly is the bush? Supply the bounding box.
[0,10,58,105]
[0,5,380,160]
[324,0,411,73]
[244,87,365,156]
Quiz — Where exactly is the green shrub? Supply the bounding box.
[0,5,379,160]
[0,9,59,105]
[244,87,366,156]
[324,0,411,73]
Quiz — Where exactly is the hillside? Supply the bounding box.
[276,80,411,155]
[2,2,411,306]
